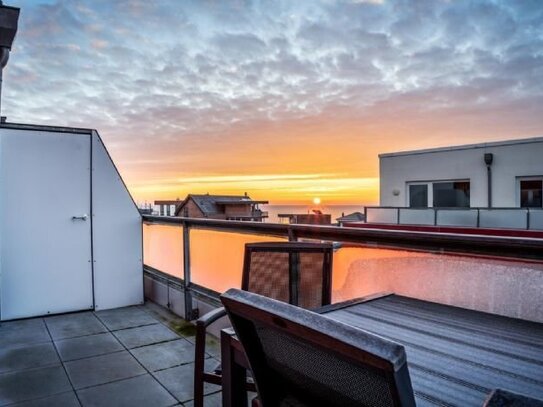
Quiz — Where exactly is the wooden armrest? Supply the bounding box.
[196,307,227,328]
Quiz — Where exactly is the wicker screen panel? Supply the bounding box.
[298,252,325,309]
[247,251,290,304]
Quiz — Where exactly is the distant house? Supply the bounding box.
[174,193,268,221]
[336,211,365,226]
[154,199,183,216]
[278,209,331,225]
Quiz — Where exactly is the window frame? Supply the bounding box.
[407,183,429,208]
[517,176,543,208]
[406,179,471,208]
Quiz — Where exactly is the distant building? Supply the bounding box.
[278,209,332,225]
[336,211,365,226]
[380,137,543,208]
[174,193,268,221]
[154,199,182,216]
[363,137,543,230]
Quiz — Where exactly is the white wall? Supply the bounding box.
[0,125,143,319]
[92,131,143,310]
[380,138,543,207]
[0,128,94,320]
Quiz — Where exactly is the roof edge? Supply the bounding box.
[379,136,543,159]
[0,121,95,134]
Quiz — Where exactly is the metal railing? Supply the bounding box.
[142,214,543,321]
[364,206,543,230]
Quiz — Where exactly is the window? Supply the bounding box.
[407,180,470,208]
[433,181,470,207]
[520,180,542,208]
[409,184,428,208]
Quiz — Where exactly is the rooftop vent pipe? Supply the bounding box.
[0,1,20,117]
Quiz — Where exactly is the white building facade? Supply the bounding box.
[379,137,543,209]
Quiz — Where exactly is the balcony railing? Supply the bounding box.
[364,206,543,230]
[142,214,543,323]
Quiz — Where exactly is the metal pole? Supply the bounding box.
[182,224,197,320]
[487,165,492,208]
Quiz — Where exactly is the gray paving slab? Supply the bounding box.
[8,391,79,407]
[152,360,220,403]
[77,374,177,407]
[143,302,197,341]
[55,332,124,362]
[130,338,196,372]
[113,323,179,349]
[95,306,157,331]
[0,318,50,348]
[0,342,60,374]
[182,391,222,407]
[0,366,72,405]
[64,350,146,390]
[45,312,107,340]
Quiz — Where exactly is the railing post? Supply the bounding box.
[397,208,401,225]
[182,222,198,321]
[434,208,438,226]
[288,227,297,242]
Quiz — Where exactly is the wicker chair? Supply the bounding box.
[193,242,333,407]
[221,288,416,407]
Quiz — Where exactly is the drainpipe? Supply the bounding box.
[484,153,493,208]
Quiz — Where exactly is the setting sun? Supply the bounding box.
[313,197,321,205]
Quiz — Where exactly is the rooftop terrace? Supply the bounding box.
[1,123,543,406]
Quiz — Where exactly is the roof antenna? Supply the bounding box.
[0,1,20,120]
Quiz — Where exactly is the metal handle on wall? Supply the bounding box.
[72,214,88,221]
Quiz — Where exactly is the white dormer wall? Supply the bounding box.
[0,125,143,320]
[380,137,543,208]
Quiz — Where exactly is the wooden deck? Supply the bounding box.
[322,295,543,406]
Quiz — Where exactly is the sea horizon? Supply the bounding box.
[261,204,368,223]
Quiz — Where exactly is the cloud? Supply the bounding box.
[2,0,543,202]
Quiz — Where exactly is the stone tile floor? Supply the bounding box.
[0,302,222,406]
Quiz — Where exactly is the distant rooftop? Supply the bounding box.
[336,211,365,222]
[154,199,182,205]
[174,194,268,216]
[379,136,543,158]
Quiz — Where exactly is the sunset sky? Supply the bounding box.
[4,0,543,204]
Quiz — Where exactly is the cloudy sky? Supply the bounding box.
[4,0,543,204]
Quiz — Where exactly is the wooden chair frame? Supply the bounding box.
[193,241,333,407]
[221,289,416,407]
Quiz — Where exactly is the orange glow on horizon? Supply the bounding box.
[108,104,539,206]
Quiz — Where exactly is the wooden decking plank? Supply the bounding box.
[350,303,543,362]
[385,296,543,344]
[328,309,543,381]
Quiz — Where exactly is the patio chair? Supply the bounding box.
[221,288,416,407]
[194,242,333,407]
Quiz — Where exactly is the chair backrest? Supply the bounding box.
[221,289,416,407]
[241,242,333,309]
